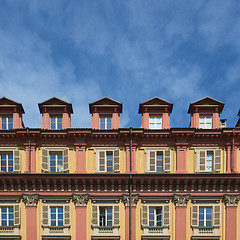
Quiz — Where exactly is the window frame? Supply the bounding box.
[149,116,162,129]
[0,204,20,228]
[99,116,112,130]
[0,116,13,130]
[199,115,212,129]
[95,148,120,173]
[50,115,63,130]
[0,148,21,173]
[41,148,69,173]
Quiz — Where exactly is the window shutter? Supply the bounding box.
[149,151,156,172]
[199,150,206,172]
[214,149,222,172]
[113,150,120,172]
[163,205,170,226]
[99,151,106,172]
[42,205,49,226]
[191,205,199,227]
[41,149,49,172]
[213,205,221,227]
[64,205,70,226]
[164,150,171,172]
[63,149,69,172]
[113,205,120,226]
[13,149,21,172]
[145,151,150,172]
[14,205,20,226]
[141,205,148,227]
[91,205,98,227]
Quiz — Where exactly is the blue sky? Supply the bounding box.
[0,0,240,128]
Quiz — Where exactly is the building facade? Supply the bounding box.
[0,96,239,240]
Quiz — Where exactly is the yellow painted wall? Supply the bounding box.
[86,201,92,240]
[135,201,143,240]
[20,149,26,173]
[136,147,176,173]
[36,147,75,173]
[86,147,126,173]
[19,200,26,239]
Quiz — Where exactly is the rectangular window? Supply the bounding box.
[149,207,162,227]
[199,116,212,129]
[199,207,212,227]
[1,116,13,130]
[50,116,62,130]
[100,117,112,130]
[50,151,63,172]
[0,152,13,172]
[99,207,112,227]
[106,151,113,172]
[206,151,213,172]
[97,149,119,173]
[1,207,14,226]
[149,116,162,129]
[147,150,170,173]
[50,207,64,227]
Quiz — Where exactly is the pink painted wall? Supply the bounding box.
[175,206,187,240]
[75,145,86,173]
[76,206,87,240]
[176,145,187,173]
[26,206,37,240]
[226,206,237,240]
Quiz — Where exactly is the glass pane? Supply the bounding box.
[149,117,155,123]
[149,123,155,129]
[199,117,204,123]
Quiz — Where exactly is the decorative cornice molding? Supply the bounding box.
[122,194,139,206]
[72,194,89,206]
[173,194,190,206]
[22,194,39,206]
[224,194,240,206]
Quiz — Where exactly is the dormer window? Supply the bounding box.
[50,116,62,130]
[0,116,13,130]
[149,116,162,129]
[100,116,112,130]
[199,116,212,129]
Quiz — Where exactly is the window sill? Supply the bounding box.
[43,226,69,235]
[92,226,119,236]
[192,227,219,236]
[142,226,169,235]
[0,226,19,235]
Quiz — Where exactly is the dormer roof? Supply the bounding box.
[38,97,73,114]
[89,97,122,114]
[188,96,225,113]
[139,97,173,113]
[0,97,25,113]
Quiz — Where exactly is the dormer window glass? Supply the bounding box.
[50,151,63,172]
[50,116,62,130]
[100,116,112,130]
[149,116,162,129]
[199,116,212,129]
[1,116,13,130]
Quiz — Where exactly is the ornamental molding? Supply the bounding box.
[223,194,240,206]
[22,194,39,206]
[122,194,139,206]
[72,194,89,206]
[173,194,190,206]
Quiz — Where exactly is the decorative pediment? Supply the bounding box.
[188,97,224,113]
[38,97,73,113]
[139,97,173,113]
[89,97,122,114]
[0,97,25,113]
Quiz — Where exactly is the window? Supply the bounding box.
[50,116,62,130]
[96,149,120,173]
[149,207,162,227]
[149,116,162,129]
[141,205,169,228]
[42,205,70,228]
[146,149,171,173]
[0,150,20,172]
[199,116,212,129]
[41,149,68,173]
[191,205,220,228]
[91,205,120,228]
[100,116,112,130]
[0,116,13,130]
[196,149,221,172]
[0,205,20,227]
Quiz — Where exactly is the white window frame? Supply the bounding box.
[149,116,162,129]
[99,116,112,130]
[50,116,62,130]
[148,206,163,227]
[199,115,212,129]
[95,148,120,173]
[0,204,20,228]
[145,149,171,173]
[195,148,222,173]
[0,148,21,173]
[41,148,69,173]
[0,116,13,130]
